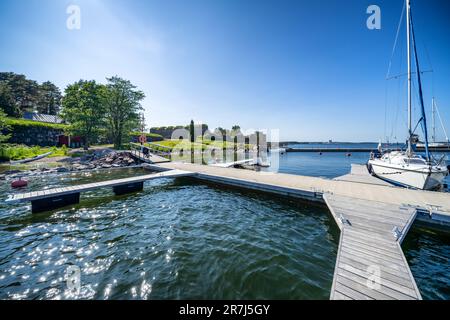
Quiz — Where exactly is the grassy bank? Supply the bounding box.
[0,144,69,161]
[145,139,253,152]
[5,117,69,130]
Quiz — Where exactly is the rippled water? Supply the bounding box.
[402,225,450,300]
[0,168,339,299]
[266,150,450,188]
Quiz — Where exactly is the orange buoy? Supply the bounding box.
[11,178,28,188]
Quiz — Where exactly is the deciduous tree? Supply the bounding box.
[0,109,11,143]
[0,72,39,115]
[37,81,62,115]
[0,82,20,117]
[61,80,105,149]
[102,76,145,149]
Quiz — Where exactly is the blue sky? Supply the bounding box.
[0,0,449,142]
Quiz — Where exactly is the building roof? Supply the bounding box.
[23,112,64,124]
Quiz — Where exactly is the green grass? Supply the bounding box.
[129,132,164,139]
[0,144,69,161]
[145,139,253,152]
[5,117,69,130]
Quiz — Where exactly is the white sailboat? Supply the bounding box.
[368,0,449,190]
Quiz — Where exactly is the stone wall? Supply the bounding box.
[3,125,63,147]
[149,126,186,139]
[150,124,208,139]
[130,134,164,143]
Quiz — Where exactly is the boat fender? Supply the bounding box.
[367,163,373,175]
[11,178,28,188]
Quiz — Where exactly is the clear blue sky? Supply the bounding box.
[0,0,449,142]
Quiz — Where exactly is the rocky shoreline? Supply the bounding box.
[0,151,141,180]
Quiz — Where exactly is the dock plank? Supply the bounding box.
[6,169,195,203]
[339,250,410,277]
[334,282,373,300]
[338,261,418,297]
[324,193,422,300]
[342,237,403,259]
[337,268,416,300]
[335,274,395,300]
[338,256,415,289]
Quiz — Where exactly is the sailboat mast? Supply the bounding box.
[406,0,412,155]
[432,97,436,143]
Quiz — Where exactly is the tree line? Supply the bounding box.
[61,76,145,149]
[0,72,145,149]
[0,72,62,117]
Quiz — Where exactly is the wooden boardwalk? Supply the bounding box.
[152,162,450,213]
[324,194,422,300]
[6,169,193,212]
[129,149,170,164]
[333,164,393,187]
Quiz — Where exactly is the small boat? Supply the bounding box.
[9,151,53,165]
[269,148,286,155]
[368,0,449,190]
[210,159,256,168]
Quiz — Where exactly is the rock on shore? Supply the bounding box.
[70,151,138,171]
[1,151,140,179]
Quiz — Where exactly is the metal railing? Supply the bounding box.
[130,143,171,160]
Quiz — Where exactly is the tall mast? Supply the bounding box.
[432,97,436,143]
[406,0,412,155]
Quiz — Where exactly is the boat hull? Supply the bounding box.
[368,160,447,190]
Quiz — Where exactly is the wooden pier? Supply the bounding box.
[334,164,393,186]
[324,194,422,300]
[129,148,170,164]
[150,162,450,213]
[6,169,193,213]
[5,160,450,299]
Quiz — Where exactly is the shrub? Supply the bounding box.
[5,117,68,131]
[0,144,69,161]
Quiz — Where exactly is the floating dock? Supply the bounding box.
[333,164,393,186]
[5,160,450,299]
[6,169,193,213]
[324,194,421,300]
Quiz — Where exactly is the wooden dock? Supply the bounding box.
[324,194,422,300]
[151,162,450,214]
[6,169,193,213]
[333,164,393,187]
